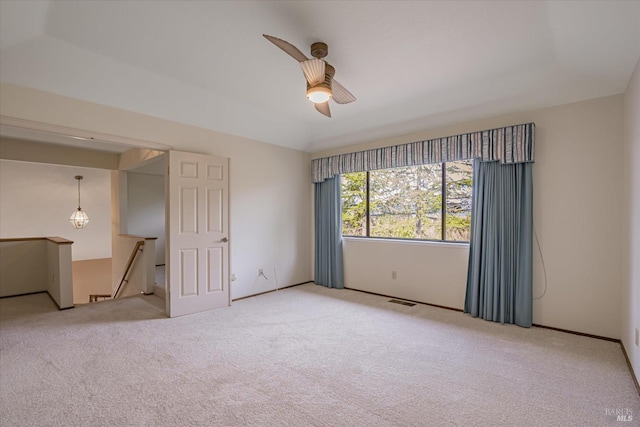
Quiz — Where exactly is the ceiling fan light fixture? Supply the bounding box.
[263,35,355,114]
[307,85,332,104]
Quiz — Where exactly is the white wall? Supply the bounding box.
[0,238,73,309]
[622,58,640,383]
[344,238,469,308]
[228,142,311,297]
[0,239,45,296]
[0,159,111,261]
[127,172,165,265]
[314,94,625,339]
[0,83,312,300]
[46,239,73,309]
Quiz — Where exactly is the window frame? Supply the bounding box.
[341,160,472,243]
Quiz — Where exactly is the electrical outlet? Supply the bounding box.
[635,328,639,346]
[391,271,397,280]
[258,269,263,276]
[231,274,237,282]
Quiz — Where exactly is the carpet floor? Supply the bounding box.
[1,283,638,426]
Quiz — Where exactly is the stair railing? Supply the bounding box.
[111,240,145,299]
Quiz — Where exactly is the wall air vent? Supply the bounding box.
[388,299,416,307]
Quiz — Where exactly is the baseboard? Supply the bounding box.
[343,287,463,312]
[46,291,74,310]
[531,323,618,343]
[279,280,314,290]
[0,290,74,310]
[0,290,47,299]
[620,342,640,396]
[232,281,313,302]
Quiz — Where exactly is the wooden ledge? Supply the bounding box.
[46,237,73,245]
[0,236,73,244]
[117,234,158,240]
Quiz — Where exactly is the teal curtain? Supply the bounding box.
[464,160,533,327]
[314,176,344,288]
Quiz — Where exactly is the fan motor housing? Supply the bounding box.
[306,63,335,91]
[310,42,328,59]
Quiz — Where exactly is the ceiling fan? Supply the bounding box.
[263,34,356,118]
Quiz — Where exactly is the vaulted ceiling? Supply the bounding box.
[1,1,638,153]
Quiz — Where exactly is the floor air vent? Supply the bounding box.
[389,299,416,307]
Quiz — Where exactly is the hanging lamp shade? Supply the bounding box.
[70,175,89,229]
[70,208,89,229]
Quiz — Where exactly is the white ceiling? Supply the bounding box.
[1,1,638,153]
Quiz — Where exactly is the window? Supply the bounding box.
[341,160,473,242]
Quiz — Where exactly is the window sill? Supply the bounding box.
[342,236,469,248]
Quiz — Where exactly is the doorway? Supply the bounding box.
[125,156,167,295]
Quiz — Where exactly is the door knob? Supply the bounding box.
[220,237,228,242]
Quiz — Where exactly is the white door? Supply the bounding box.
[166,150,229,317]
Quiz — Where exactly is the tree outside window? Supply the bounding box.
[341,160,472,242]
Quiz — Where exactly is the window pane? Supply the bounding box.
[445,160,473,241]
[341,172,367,236]
[369,164,442,240]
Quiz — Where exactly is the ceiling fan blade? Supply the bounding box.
[263,34,308,62]
[315,101,331,118]
[332,80,357,104]
[301,59,325,85]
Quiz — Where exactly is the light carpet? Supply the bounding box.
[1,284,638,426]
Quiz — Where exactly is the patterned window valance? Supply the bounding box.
[311,122,535,183]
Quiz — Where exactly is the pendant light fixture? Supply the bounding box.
[69,175,89,229]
